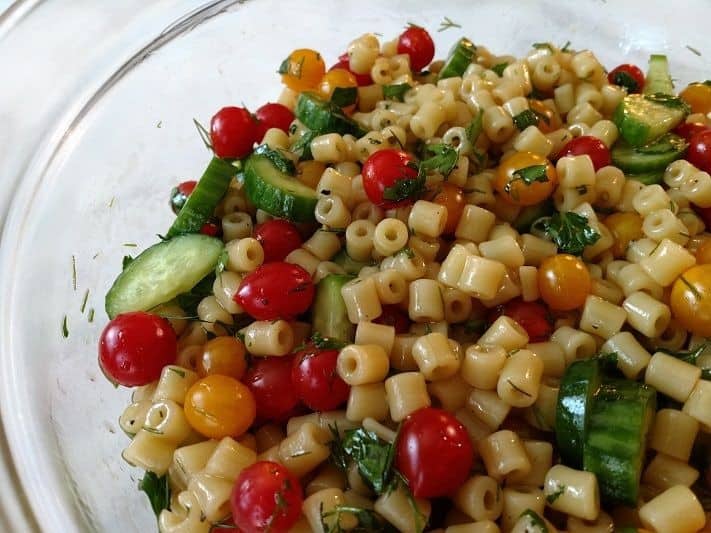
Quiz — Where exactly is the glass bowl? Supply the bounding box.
[0,1,709,531]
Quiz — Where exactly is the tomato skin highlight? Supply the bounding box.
[291,346,350,411]
[254,102,295,142]
[607,64,645,93]
[210,106,258,159]
[670,264,711,337]
[687,129,711,174]
[397,26,435,72]
[98,312,177,387]
[557,136,611,171]
[244,355,300,423]
[231,461,303,533]
[253,219,303,263]
[184,375,256,439]
[491,299,552,342]
[395,407,474,498]
[362,149,420,209]
[235,262,314,320]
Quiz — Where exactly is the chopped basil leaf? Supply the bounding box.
[331,86,358,108]
[511,164,549,186]
[310,331,347,350]
[491,62,509,76]
[644,93,691,112]
[382,83,412,102]
[465,112,483,144]
[659,342,708,365]
[611,70,640,93]
[292,130,318,160]
[512,109,540,131]
[519,509,549,532]
[138,471,171,517]
[122,255,134,270]
[541,212,601,256]
[254,144,296,175]
[420,143,459,176]
[532,42,553,51]
[382,170,425,202]
[330,427,396,494]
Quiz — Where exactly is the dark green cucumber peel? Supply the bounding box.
[613,94,688,147]
[438,37,477,80]
[243,153,318,222]
[312,274,356,344]
[166,157,236,238]
[295,92,367,137]
[105,234,224,319]
[611,133,688,174]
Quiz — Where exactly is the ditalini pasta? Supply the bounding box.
[97,25,711,533]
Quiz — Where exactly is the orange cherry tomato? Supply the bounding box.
[198,337,247,379]
[317,68,358,102]
[528,99,562,134]
[430,182,465,234]
[538,254,591,311]
[495,152,557,206]
[279,48,325,92]
[680,83,711,115]
[670,264,711,336]
[696,238,711,264]
[604,212,644,258]
[184,375,256,439]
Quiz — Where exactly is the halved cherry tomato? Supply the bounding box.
[687,129,711,173]
[607,64,645,93]
[170,180,197,215]
[291,345,350,411]
[197,336,247,379]
[529,100,562,134]
[395,407,474,498]
[184,375,256,439]
[494,152,557,206]
[670,264,711,336]
[374,304,411,334]
[604,211,644,258]
[674,122,711,142]
[279,48,325,92]
[231,461,303,533]
[234,262,314,320]
[430,182,465,234]
[210,106,259,159]
[254,102,294,142]
[362,149,421,209]
[244,355,300,423]
[680,82,711,115]
[397,26,435,72]
[318,68,358,105]
[253,219,303,263]
[538,254,591,311]
[98,312,177,387]
[490,299,552,342]
[331,55,374,86]
[557,136,611,171]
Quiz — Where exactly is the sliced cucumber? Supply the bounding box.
[644,54,674,95]
[611,133,687,174]
[613,94,688,147]
[166,157,236,238]
[555,359,602,468]
[438,37,476,80]
[243,153,318,222]
[312,274,355,343]
[583,379,656,505]
[105,235,224,319]
[295,92,366,137]
[332,250,375,275]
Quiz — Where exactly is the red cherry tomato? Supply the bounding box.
[490,299,552,342]
[253,219,303,263]
[687,129,711,173]
[362,149,420,209]
[557,136,611,171]
[254,103,295,142]
[243,355,300,423]
[98,312,177,387]
[397,26,435,72]
[210,106,258,159]
[374,304,411,334]
[607,64,645,94]
[674,122,711,142]
[234,262,314,320]
[331,57,374,86]
[395,407,474,498]
[291,345,350,411]
[199,218,221,237]
[170,180,197,215]
[231,461,303,533]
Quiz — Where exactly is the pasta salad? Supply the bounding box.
[97,23,711,533]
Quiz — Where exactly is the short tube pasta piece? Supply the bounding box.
[373,218,409,256]
[384,372,431,422]
[500,487,545,533]
[683,379,711,428]
[355,321,395,355]
[346,383,389,422]
[467,389,512,430]
[411,332,461,381]
[550,326,597,364]
[336,344,390,385]
[374,482,432,533]
[408,200,447,238]
[497,349,544,407]
[340,276,382,323]
[507,440,553,488]
[544,464,600,521]
[479,236,525,268]
[622,291,671,339]
[277,422,331,478]
[642,453,700,490]
[303,230,342,261]
[427,374,471,412]
[285,248,321,277]
[579,295,627,339]
[408,278,445,323]
[645,352,700,403]
[303,488,354,533]
[557,155,596,188]
[226,237,264,272]
[527,342,566,378]
[600,331,651,379]
[478,316,530,352]
[241,320,294,356]
[638,486,706,533]
[638,238,696,287]
[454,475,504,522]
[455,204,497,243]
[372,269,408,304]
[648,409,699,461]
[461,344,508,390]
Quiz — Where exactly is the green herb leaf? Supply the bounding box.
[491,62,509,77]
[560,41,572,53]
[292,129,318,160]
[61,315,69,338]
[611,70,640,93]
[420,143,459,176]
[138,471,171,517]
[311,331,347,351]
[512,109,540,131]
[546,485,566,503]
[215,248,229,277]
[321,506,398,533]
[340,428,396,494]
[519,509,549,533]
[659,342,708,365]
[254,144,295,175]
[437,16,461,32]
[644,93,692,112]
[176,273,216,316]
[399,247,415,259]
[122,255,134,270]
[504,165,549,200]
[532,42,553,51]
[541,212,601,255]
[331,86,358,108]
[382,83,412,102]
[465,112,483,144]
[382,170,426,202]
[687,45,702,57]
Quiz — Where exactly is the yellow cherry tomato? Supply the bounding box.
[528,99,562,134]
[430,182,465,235]
[184,375,256,439]
[538,254,591,310]
[198,336,247,379]
[670,264,711,336]
[495,152,557,206]
[279,48,326,92]
[318,68,358,102]
[604,212,644,258]
[695,238,711,264]
[680,82,711,115]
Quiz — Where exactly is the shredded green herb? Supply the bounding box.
[660,342,708,365]
[546,485,566,503]
[540,211,601,255]
[560,41,572,53]
[687,45,702,57]
[331,86,358,108]
[382,83,412,102]
[71,255,77,291]
[329,426,397,494]
[512,109,540,131]
[138,471,171,517]
[88,308,95,323]
[532,42,553,52]
[122,255,134,270]
[168,367,186,378]
[437,16,461,32]
[176,273,216,316]
[679,275,702,300]
[122,243,138,248]
[611,70,640,92]
[382,169,425,202]
[61,315,69,338]
[465,112,483,144]
[519,509,549,532]
[192,118,213,151]
[310,331,347,351]
[419,143,459,177]
[80,289,89,313]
